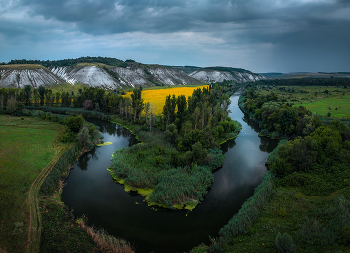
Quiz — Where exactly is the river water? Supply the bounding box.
[61,93,278,252]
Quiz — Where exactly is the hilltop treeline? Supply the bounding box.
[1,56,127,68]
[255,78,350,87]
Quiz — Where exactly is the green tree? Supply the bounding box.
[131,88,143,122]
[176,95,187,128]
[38,86,46,106]
[24,85,32,106]
[55,92,61,106]
[162,94,176,129]
[7,96,17,113]
[65,115,84,132]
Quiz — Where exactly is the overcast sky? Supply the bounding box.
[0,0,349,73]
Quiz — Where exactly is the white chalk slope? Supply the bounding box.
[110,65,202,87]
[50,66,121,88]
[0,68,63,88]
[189,70,265,83]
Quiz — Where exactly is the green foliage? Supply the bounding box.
[41,144,80,195]
[6,56,125,67]
[275,232,295,253]
[148,166,213,208]
[65,114,84,132]
[40,199,95,253]
[76,126,92,149]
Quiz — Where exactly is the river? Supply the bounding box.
[61,93,279,252]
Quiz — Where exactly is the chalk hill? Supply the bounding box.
[0,58,264,89]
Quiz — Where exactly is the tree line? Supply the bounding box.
[0,56,127,68]
[255,78,350,87]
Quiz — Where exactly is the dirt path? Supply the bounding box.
[26,144,72,253]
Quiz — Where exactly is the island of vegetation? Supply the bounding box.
[107,83,241,210]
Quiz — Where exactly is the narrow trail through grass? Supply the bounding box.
[26,145,72,253]
[0,115,66,253]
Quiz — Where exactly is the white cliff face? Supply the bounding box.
[189,70,265,83]
[0,64,264,90]
[148,66,202,85]
[109,67,152,87]
[0,68,63,88]
[109,66,202,87]
[50,66,121,89]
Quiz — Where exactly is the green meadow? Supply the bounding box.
[301,95,350,118]
[257,86,350,118]
[0,115,66,252]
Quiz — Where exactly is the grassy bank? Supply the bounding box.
[222,186,350,252]
[0,114,134,253]
[0,115,66,252]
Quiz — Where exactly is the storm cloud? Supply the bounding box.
[0,0,349,72]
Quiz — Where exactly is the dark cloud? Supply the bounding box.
[0,0,349,72]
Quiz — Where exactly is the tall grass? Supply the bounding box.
[41,143,79,195]
[77,217,135,253]
[208,171,275,252]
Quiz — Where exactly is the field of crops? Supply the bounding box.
[0,115,66,253]
[256,86,350,118]
[123,85,208,115]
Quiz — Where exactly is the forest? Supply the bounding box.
[255,77,350,87]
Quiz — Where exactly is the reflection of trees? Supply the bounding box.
[90,147,99,161]
[77,153,91,171]
[106,123,117,135]
[243,114,260,132]
[259,137,270,152]
[221,139,236,154]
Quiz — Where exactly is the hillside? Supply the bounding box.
[0,58,264,89]
[49,65,121,89]
[189,67,265,83]
[0,65,64,88]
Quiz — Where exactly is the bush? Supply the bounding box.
[275,232,295,253]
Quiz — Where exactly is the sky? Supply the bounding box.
[0,0,349,73]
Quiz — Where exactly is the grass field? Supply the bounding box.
[256,86,350,118]
[123,85,208,115]
[222,187,350,252]
[50,82,89,94]
[0,115,66,253]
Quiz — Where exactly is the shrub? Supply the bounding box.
[275,232,295,253]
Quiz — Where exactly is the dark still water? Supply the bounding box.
[61,93,279,253]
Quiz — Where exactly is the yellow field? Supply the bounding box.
[123,85,208,115]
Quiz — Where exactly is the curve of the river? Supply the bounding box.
[61,93,279,253]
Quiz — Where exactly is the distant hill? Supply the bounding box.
[0,57,264,89]
[0,65,64,88]
[259,73,284,77]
